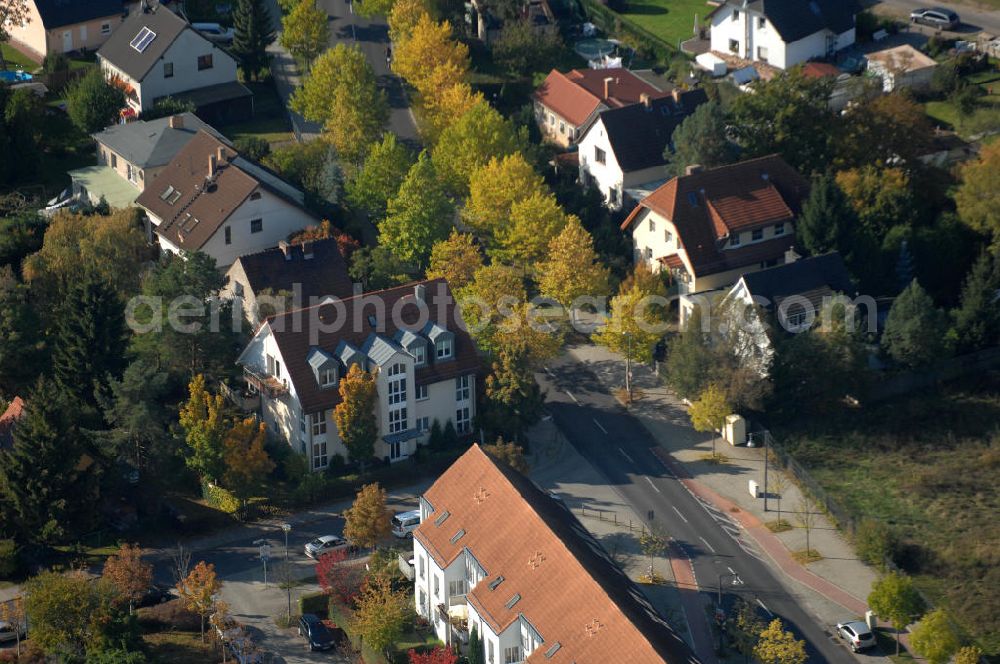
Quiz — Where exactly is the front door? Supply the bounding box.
[62,30,73,52]
[389,439,402,461]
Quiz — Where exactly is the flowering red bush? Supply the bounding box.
[315,548,363,605]
[408,645,458,664]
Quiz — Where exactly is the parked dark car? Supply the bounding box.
[136,584,174,608]
[298,613,337,652]
[910,7,960,30]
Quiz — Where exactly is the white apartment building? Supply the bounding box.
[236,280,480,470]
[412,445,699,664]
[708,0,859,70]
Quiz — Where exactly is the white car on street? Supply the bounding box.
[304,534,352,559]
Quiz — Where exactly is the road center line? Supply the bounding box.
[698,536,716,553]
[756,598,773,616]
[644,476,661,493]
[592,418,608,434]
[618,447,635,464]
[671,506,688,523]
[566,390,579,404]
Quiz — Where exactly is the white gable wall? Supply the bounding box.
[138,28,237,110]
[578,118,624,208]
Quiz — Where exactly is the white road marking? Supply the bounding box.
[671,506,688,523]
[566,390,579,404]
[728,566,736,574]
[618,447,635,464]
[543,366,554,377]
[593,418,608,434]
[699,536,716,553]
[757,598,773,616]
[645,476,661,493]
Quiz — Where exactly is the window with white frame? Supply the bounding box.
[417,416,430,432]
[456,375,471,402]
[594,147,606,165]
[419,555,425,578]
[312,440,328,469]
[649,219,656,232]
[387,363,406,404]
[488,641,495,663]
[752,228,763,241]
[389,407,408,434]
[732,9,739,20]
[503,646,521,664]
[448,579,467,597]
[300,412,306,435]
[311,411,326,436]
[774,222,785,236]
[456,407,471,434]
[665,229,673,244]
[413,344,426,366]
[101,22,111,35]
[436,338,453,359]
[416,384,428,401]
[433,575,440,598]
[321,368,336,387]
[730,233,741,247]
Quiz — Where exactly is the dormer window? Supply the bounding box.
[413,344,426,366]
[436,338,453,359]
[321,368,336,387]
[307,347,338,389]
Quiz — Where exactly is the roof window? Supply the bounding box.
[545,643,562,658]
[130,27,157,53]
[504,593,521,609]
[488,575,505,590]
[450,528,466,544]
[434,511,450,526]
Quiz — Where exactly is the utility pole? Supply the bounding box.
[281,523,292,622]
[763,435,769,512]
[623,332,633,403]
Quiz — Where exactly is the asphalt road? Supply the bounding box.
[317,0,421,147]
[870,0,1000,37]
[538,356,863,664]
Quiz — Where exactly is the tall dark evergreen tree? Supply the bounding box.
[881,279,949,368]
[797,174,856,256]
[0,379,100,544]
[0,266,44,396]
[231,0,276,82]
[664,102,736,176]
[950,252,1000,353]
[50,273,128,423]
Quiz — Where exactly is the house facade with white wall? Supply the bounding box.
[96,3,250,119]
[413,445,698,664]
[620,155,809,324]
[577,89,708,210]
[236,280,480,470]
[708,0,859,70]
[6,0,122,62]
[135,130,317,269]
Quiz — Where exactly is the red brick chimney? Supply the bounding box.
[168,114,184,129]
[604,76,613,100]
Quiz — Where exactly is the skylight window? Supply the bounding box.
[130,27,157,53]
[450,528,466,544]
[434,511,450,527]
[160,185,175,201]
[545,643,561,659]
[488,575,505,590]
[504,593,521,609]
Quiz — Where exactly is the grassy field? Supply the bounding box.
[1,44,37,70]
[924,69,1000,137]
[776,373,1000,655]
[143,631,222,663]
[617,0,706,48]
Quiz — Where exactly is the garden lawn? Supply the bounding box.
[215,80,295,147]
[1,44,37,71]
[617,0,706,48]
[775,374,1000,655]
[142,631,221,664]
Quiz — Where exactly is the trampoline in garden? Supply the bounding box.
[575,38,617,60]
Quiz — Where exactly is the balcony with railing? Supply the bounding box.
[242,365,288,398]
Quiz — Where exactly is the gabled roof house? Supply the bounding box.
[708,0,860,70]
[413,444,700,663]
[577,88,708,209]
[96,4,251,121]
[532,68,667,147]
[621,155,809,319]
[135,130,318,269]
[6,0,124,62]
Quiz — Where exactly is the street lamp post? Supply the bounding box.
[717,572,738,608]
[281,523,292,622]
[623,331,633,403]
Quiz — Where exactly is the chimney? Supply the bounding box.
[685,164,703,175]
[208,154,217,178]
[603,76,613,100]
[168,114,184,129]
[217,146,227,163]
[414,283,426,302]
[301,240,314,260]
[640,93,651,108]
[278,240,291,260]
[671,87,681,103]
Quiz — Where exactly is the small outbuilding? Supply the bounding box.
[866,44,938,92]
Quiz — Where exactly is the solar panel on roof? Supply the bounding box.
[130,27,157,53]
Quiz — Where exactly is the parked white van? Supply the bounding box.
[391,510,421,538]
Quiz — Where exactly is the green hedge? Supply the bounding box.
[202,482,240,514]
[299,591,329,618]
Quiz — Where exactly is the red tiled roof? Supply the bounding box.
[622,155,808,278]
[533,68,665,127]
[0,396,25,450]
[415,445,697,664]
[262,279,480,414]
[801,62,842,79]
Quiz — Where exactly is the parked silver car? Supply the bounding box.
[192,22,235,43]
[910,7,960,30]
[303,534,352,559]
[836,620,876,652]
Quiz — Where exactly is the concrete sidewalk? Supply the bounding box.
[563,344,906,658]
[265,0,321,142]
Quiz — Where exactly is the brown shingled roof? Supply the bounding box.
[533,68,666,127]
[235,238,353,304]
[416,445,697,664]
[262,279,480,414]
[623,155,808,278]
